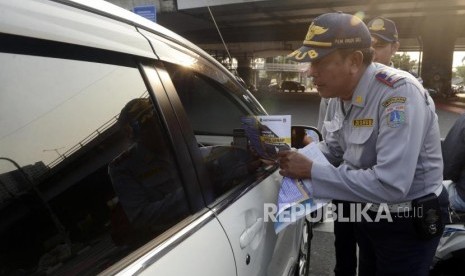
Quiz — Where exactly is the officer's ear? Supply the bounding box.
[348,50,364,73]
[391,41,400,54]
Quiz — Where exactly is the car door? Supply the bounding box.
[214,173,303,276]
[161,60,303,276]
[0,1,237,275]
[141,31,304,275]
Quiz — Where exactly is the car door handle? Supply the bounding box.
[239,218,264,249]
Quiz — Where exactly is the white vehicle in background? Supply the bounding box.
[0,0,315,275]
[430,181,465,276]
[430,223,465,275]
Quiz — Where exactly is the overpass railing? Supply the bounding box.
[253,63,309,72]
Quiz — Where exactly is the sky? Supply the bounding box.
[452,52,465,67]
[401,51,465,68]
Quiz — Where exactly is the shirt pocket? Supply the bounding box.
[347,127,376,167]
[349,127,374,145]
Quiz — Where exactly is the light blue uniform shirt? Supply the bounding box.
[312,63,443,203]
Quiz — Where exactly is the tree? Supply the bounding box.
[454,65,465,81]
[391,53,417,71]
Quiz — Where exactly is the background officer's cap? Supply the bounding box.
[367,16,398,43]
[287,12,371,62]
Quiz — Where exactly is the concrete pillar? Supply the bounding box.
[420,15,459,95]
[235,54,254,87]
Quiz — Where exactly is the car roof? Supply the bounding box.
[0,0,212,61]
[67,0,203,52]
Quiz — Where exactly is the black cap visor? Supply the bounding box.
[371,32,396,43]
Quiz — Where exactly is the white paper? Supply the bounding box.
[274,142,331,234]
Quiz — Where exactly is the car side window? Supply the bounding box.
[165,64,246,135]
[163,62,267,198]
[0,52,189,275]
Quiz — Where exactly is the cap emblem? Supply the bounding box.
[369,18,386,31]
[303,22,331,47]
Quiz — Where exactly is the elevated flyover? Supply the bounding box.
[117,0,465,93]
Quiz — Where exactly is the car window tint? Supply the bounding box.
[165,64,246,135]
[163,62,270,199]
[0,53,189,275]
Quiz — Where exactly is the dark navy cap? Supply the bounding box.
[287,12,371,62]
[367,16,398,43]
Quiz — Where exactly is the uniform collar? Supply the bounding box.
[350,63,377,108]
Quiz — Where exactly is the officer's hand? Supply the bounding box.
[277,150,312,179]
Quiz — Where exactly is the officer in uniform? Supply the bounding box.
[108,98,188,245]
[367,16,400,66]
[318,16,410,276]
[282,12,448,275]
[315,15,403,276]
[368,16,424,84]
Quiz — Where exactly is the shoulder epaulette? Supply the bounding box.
[375,69,406,88]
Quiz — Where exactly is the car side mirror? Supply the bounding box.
[291,125,322,149]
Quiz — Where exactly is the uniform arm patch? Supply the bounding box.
[385,105,406,128]
[382,97,407,107]
[376,70,405,87]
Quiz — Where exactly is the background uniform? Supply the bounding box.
[443,113,465,212]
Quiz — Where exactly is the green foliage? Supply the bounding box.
[454,65,465,80]
[391,53,417,71]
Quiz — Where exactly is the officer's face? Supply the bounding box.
[372,36,399,65]
[308,50,357,100]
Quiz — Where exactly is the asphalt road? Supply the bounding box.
[253,91,463,276]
